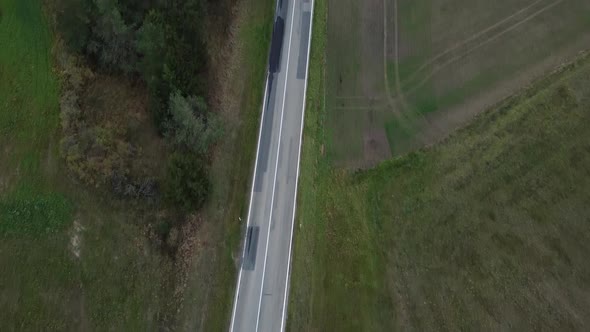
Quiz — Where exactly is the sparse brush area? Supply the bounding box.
[1,0,270,329]
[50,0,222,209]
[288,0,590,328]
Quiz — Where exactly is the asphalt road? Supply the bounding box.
[229,0,314,331]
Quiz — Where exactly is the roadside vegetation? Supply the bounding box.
[1,0,270,329]
[175,0,275,328]
[288,0,590,328]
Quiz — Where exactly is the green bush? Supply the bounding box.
[87,0,137,73]
[54,0,93,52]
[165,152,210,210]
[166,91,222,155]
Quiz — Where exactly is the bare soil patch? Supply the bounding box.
[363,126,391,168]
[69,219,84,259]
[326,0,391,167]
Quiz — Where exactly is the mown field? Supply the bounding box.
[0,1,173,329]
[288,0,590,327]
[327,0,590,166]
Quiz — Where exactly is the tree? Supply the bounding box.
[160,0,207,95]
[165,153,210,210]
[137,11,166,88]
[87,0,137,73]
[54,0,94,52]
[166,91,222,155]
[117,0,162,27]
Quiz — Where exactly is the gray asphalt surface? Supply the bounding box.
[229,0,314,331]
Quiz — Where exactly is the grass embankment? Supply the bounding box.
[0,1,172,329]
[288,0,590,327]
[177,0,275,329]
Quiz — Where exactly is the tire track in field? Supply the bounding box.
[392,0,409,111]
[404,0,564,96]
[382,0,396,108]
[390,0,445,144]
[388,0,412,114]
[402,0,547,85]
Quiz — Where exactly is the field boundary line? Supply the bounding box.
[402,0,547,85]
[334,96,384,100]
[404,0,564,95]
[332,106,389,111]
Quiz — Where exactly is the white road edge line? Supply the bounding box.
[279,0,315,330]
[228,61,271,332]
[255,0,297,330]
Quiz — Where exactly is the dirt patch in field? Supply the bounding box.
[326,0,392,167]
[69,219,84,259]
[363,127,391,168]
